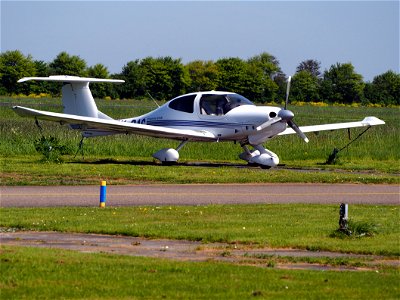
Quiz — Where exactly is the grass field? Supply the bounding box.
[2,155,398,185]
[1,204,399,255]
[1,246,398,300]
[1,96,399,185]
[1,204,399,299]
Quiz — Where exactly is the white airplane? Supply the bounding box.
[13,75,385,168]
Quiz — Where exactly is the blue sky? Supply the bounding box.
[1,1,399,81]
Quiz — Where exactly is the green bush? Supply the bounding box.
[34,135,72,162]
[330,219,378,239]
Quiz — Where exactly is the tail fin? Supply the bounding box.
[18,76,124,119]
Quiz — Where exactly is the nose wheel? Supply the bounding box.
[239,144,279,169]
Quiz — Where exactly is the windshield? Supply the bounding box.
[222,94,254,114]
[199,93,254,116]
[225,94,254,110]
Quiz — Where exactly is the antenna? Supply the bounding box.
[147,92,160,108]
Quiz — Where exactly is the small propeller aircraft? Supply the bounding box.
[13,75,385,168]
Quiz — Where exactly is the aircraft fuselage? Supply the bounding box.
[121,91,285,144]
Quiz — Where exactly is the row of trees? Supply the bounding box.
[1,50,399,105]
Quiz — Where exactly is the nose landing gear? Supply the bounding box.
[239,144,279,169]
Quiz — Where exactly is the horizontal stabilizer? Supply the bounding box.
[18,75,124,84]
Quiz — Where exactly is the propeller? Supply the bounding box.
[285,76,291,110]
[281,76,309,143]
[288,119,309,143]
[256,76,309,143]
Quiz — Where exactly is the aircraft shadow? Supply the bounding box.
[69,158,255,169]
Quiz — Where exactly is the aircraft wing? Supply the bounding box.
[278,117,385,136]
[13,106,216,141]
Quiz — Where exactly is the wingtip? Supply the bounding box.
[362,116,385,126]
[17,77,31,83]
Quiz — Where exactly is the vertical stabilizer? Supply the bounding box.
[62,81,99,118]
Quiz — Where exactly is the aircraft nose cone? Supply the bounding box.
[278,109,294,121]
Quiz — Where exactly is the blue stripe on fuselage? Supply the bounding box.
[146,119,251,128]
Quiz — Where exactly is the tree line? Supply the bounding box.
[0,50,398,106]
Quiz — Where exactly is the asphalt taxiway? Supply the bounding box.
[1,183,398,207]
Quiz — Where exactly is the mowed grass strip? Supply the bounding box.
[1,204,399,256]
[1,245,399,300]
[2,155,398,186]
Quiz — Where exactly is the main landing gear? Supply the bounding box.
[239,144,279,169]
[152,141,279,169]
[152,140,188,165]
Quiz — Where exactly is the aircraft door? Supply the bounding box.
[197,94,243,139]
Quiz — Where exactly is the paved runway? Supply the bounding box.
[1,184,398,207]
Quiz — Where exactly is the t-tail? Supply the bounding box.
[17,76,124,120]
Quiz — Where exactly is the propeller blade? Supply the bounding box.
[256,117,282,131]
[285,76,291,110]
[288,120,309,143]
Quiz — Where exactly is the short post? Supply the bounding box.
[99,180,107,208]
[339,203,348,230]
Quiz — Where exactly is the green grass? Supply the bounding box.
[1,204,399,256]
[1,246,398,300]
[2,155,398,185]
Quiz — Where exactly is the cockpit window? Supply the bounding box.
[168,94,196,113]
[226,94,254,109]
[200,94,254,116]
[200,95,227,115]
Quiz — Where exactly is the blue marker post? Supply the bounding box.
[99,180,107,208]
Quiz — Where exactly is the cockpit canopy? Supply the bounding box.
[168,92,254,115]
[200,93,254,116]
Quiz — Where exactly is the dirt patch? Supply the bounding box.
[1,231,398,271]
